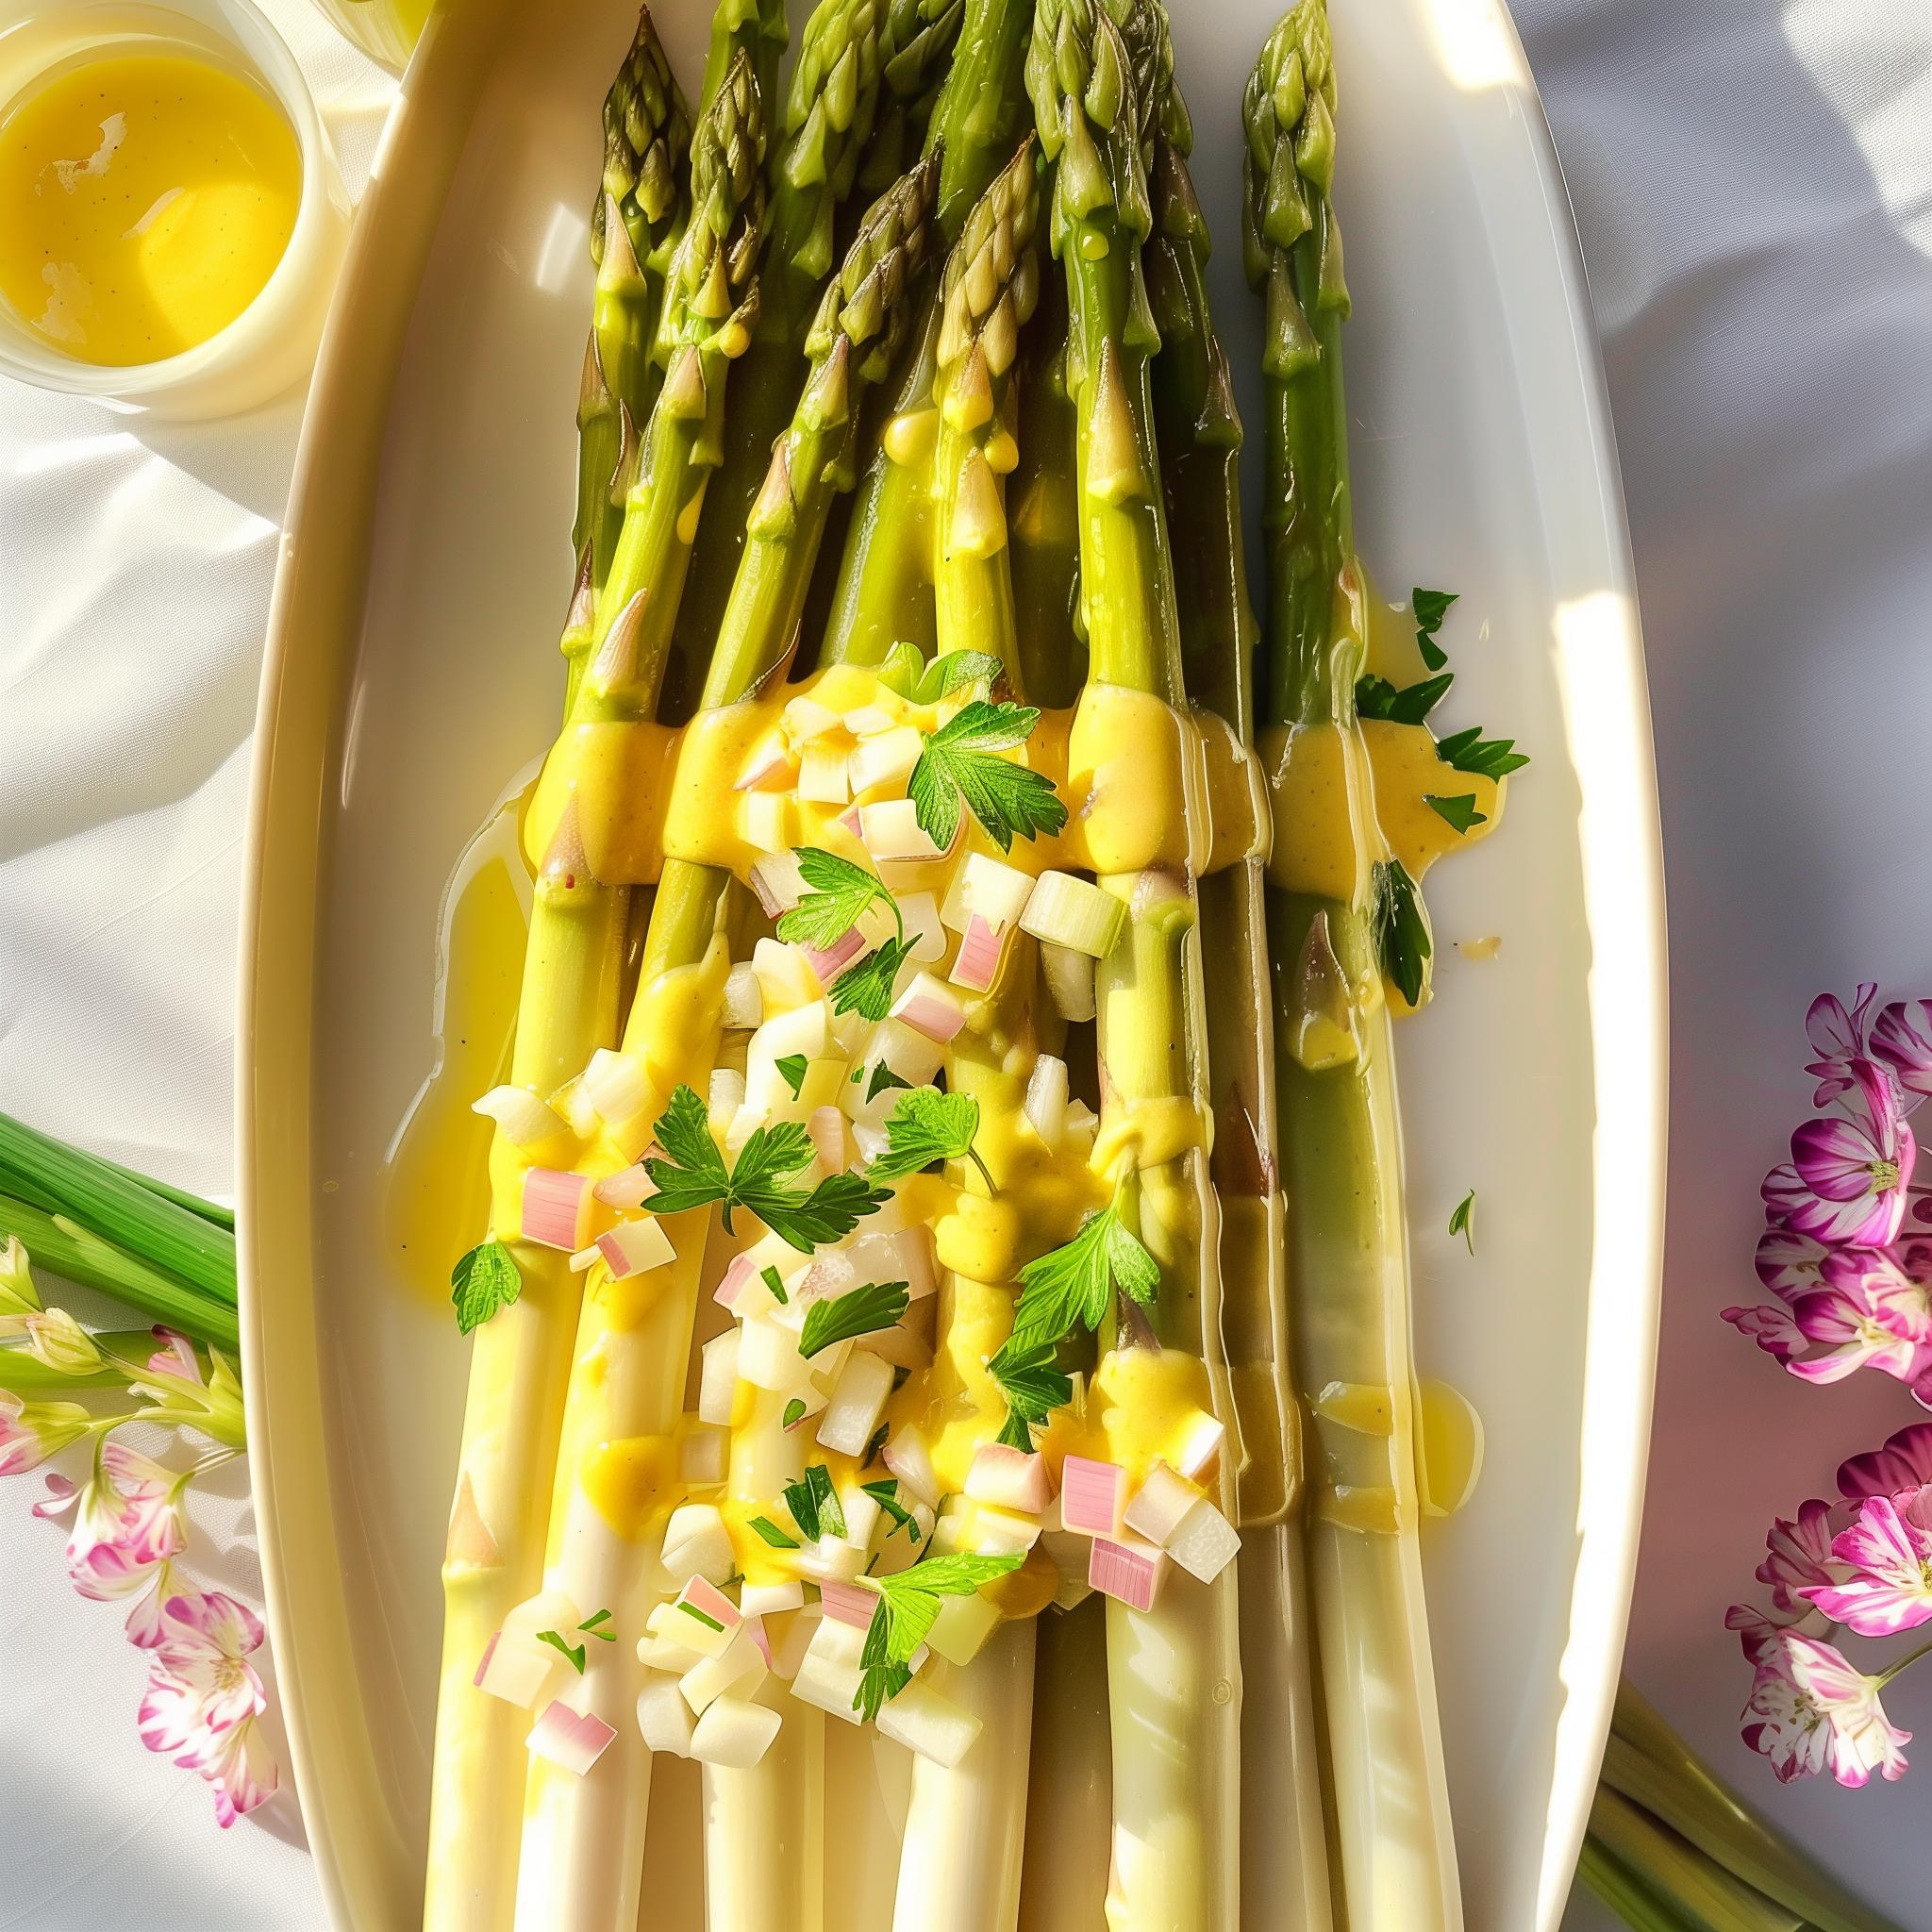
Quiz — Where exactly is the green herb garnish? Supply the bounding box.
[1412,587,1457,671]
[861,1478,923,1541]
[1355,670,1454,724]
[749,1514,800,1549]
[907,700,1066,854]
[782,1463,846,1542]
[853,1551,1025,1717]
[1009,1202,1158,1347]
[867,1061,913,1103]
[831,936,915,1022]
[868,1088,990,1189]
[915,649,1004,705]
[761,1264,789,1306]
[535,1628,587,1674]
[1437,724,1529,781]
[1424,793,1488,835]
[451,1240,522,1336]
[1371,859,1432,1008]
[774,1055,809,1099]
[1449,1190,1476,1255]
[777,849,899,952]
[781,1398,808,1430]
[799,1281,909,1358]
[987,1335,1073,1448]
[678,1600,726,1634]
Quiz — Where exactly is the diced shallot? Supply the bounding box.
[941,853,1035,934]
[680,1424,727,1487]
[841,703,897,738]
[1040,941,1097,1022]
[749,852,807,917]
[1124,1463,1200,1546]
[473,1629,558,1708]
[965,1441,1053,1514]
[897,891,946,962]
[661,1504,734,1588]
[690,1694,782,1769]
[882,1427,940,1508]
[890,972,966,1043]
[527,1701,619,1776]
[1164,1496,1241,1583]
[1089,1533,1168,1612]
[798,740,852,805]
[949,914,1005,993]
[637,1674,697,1756]
[735,729,794,792]
[570,1218,674,1278]
[698,1331,740,1426]
[815,1350,894,1457]
[784,694,841,741]
[1024,1055,1070,1146]
[924,1589,1001,1666]
[1171,1408,1227,1482]
[789,1616,865,1723]
[578,1048,653,1128]
[1059,1456,1128,1539]
[847,724,923,796]
[858,799,947,861]
[741,1579,805,1618]
[472,1085,563,1149]
[671,1575,742,1656]
[679,1626,766,1714]
[817,1578,878,1632]
[808,1106,847,1173]
[592,1163,658,1210]
[803,925,867,986]
[874,1679,983,1766]
[522,1168,591,1250]
[722,962,764,1030]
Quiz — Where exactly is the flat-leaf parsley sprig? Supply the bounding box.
[907,700,1067,854]
[641,1085,890,1251]
[866,1087,991,1189]
[855,1550,1024,1718]
[776,848,917,1022]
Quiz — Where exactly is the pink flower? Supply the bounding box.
[65,1441,189,1603]
[1807,985,1878,1105]
[1726,1598,1811,1665]
[31,1472,76,1520]
[1783,1248,1932,1388]
[1874,1000,1932,1105]
[1741,1630,1910,1788]
[0,1391,92,1474]
[1755,1225,1830,1299]
[1757,1497,1853,1612]
[1803,1494,1932,1636]
[1783,1061,1916,1248]
[138,1591,278,1826]
[1839,1422,1932,1500]
[1722,1301,1804,1361]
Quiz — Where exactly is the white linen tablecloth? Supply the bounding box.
[2,3,1929,1927]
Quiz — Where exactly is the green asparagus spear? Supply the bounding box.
[1028,4,1241,1925]
[818,0,1036,671]
[571,5,691,651]
[1246,8,1461,1925]
[670,0,965,714]
[700,0,789,124]
[422,59,769,1932]
[1149,100,1334,1932]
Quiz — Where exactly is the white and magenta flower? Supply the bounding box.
[1782,1248,1932,1389]
[130,1335,246,1451]
[1874,1000,1932,1105]
[138,1590,278,1826]
[1807,985,1879,1105]
[0,1391,92,1474]
[1839,1422,1932,1501]
[1781,1060,1916,1249]
[1802,1493,1932,1637]
[1755,1225,1830,1300]
[1741,1630,1910,1788]
[1757,1497,1853,1612]
[65,1440,190,1603]
[1726,1597,1812,1665]
[20,1307,103,1377]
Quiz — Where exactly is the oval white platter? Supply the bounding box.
[239,0,1665,1926]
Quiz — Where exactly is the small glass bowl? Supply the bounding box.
[0,0,350,416]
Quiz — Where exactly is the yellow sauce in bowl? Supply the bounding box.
[0,51,300,366]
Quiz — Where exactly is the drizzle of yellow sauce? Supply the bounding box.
[1415,1377,1484,1519]
[383,781,533,1305]
[580,1431,682,1542]
[1041,1347,1218,1492]
[0,53,300,365]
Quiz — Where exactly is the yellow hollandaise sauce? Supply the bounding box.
[0,53,300,365]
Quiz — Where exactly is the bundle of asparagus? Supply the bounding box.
[420,2,1523,1926]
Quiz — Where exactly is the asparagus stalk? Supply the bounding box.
[670,0,966,712]
[890,142,1042,1932]
[1244,8,1461,1924]
[1027,5,1241,1924]
[1016,1595,1112,1930]
[424,58,767,1932]
[514,148,939,1932]
[700,0,789,125]
[1148,103,1334,1932]
[572,7,692,643]
[818,0,1035,671]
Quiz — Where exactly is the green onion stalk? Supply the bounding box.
[515,147,939,1932]
[669,0,966,716]
[569,4,693,703]
[0,1111,239,1351]
[817,0,1036,673]
[1148,99,1333,1932]
[889,141,1043,1932]
[1577,1683,1907,1932]
[1028,1,1241,1924]
[1244,8,1459,1924]
[423,55,766,1932]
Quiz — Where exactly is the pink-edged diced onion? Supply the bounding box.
[890,972,966,1043]
[1122,1462,1198,1546]
[474,1629,559,1707]
[579,1048,652,1126]
[1024,1054,1070,1146]
[571,1217,675,1278]
[1171,1408,1226,1482]
[804,925,867,986]
[749,851,807,917]
[784,694,841,741]
[522,1167,591,1250]
[527,1700,620,1775]
[847,724,923,795]
[592,1162,658,1210]
[746,1617,773,1667]
[818,1578,878,1632]
[472,1085,562,1149]
[735,729,795,792]
[964,1441,1052,1514]
[949,913,1004,994]
[1058,1456,1128,1539]
[676,1574,742,1634]
[808,1105,847,1174]
[858,799,947,862]
[1089,1534,1168,1613]
[883,1427,940,1508]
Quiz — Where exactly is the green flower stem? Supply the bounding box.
[1586,1788,1807,1932]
